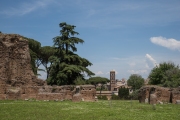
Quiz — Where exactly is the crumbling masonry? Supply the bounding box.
[0,33,96,101]
[138,85,180,104]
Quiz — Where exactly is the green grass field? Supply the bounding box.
[0,100,179,120]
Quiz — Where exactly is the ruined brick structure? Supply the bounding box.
[138,85,180,104]
[0,33,45,87]
[0,33,96,101]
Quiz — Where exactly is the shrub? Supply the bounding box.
[130,90,139,100]
[97,95,108,100]
[118,87,130,100]
[111,94,119,100]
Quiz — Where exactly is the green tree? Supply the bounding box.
[47,22,94,85]
[25,37,41,75]
[74,76,86,85]
[86,76,109,96]
[162,68,180,87]
[39,46,56,79]
[148,62,180,87]
[86,77,110,88]
[127,74,144,90]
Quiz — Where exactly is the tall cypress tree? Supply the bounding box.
[47,22,94,85]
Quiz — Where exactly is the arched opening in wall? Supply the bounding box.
[169,91,172,103]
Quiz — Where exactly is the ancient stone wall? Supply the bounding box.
[138,85,180,104]
[0,33,45,87]
[171,87,180,103]
[0,85,96,101]
[0,33,96,102]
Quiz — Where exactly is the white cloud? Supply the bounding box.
[96,71,104,75]
[150,36,180,51]
[145,54,157,67]
[1,0,55,16]
[126,54,158,78]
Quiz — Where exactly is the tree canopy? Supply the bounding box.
[39,46,56,79]
[86,76,110,87]
[148,62,180,87]
[87,76,110,95]
[127,74,144,90]
[47,22,94,85]
[25,37,41,75]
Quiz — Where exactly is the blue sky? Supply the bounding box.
[1,0,180,80]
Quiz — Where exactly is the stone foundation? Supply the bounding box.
[0,85,96,101]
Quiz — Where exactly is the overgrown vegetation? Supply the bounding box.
[0,100,179,120]
[148,62,180,87]
[118,87,129,100]
[26,37,42,75]
[97,95,108,100]
[111,94,120,100]
[127,74,144,90]
[130,90,139,100]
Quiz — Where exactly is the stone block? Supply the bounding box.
[176,100,180,104]
[72,93,82,102]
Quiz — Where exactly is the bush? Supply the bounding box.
[111,94,119,100]
[97,95,108,100]
[118,87,130,100]
[130,90,139,100]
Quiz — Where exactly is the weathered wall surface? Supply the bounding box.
[0,33,96,102]
[0,33,45,87]
[171,87,180,103]
[138,85,180,104]
[0,85,96,101]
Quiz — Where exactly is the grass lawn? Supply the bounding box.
[0,100,179,120]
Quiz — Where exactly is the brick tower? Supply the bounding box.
[110,70,116,91]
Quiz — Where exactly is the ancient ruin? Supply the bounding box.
[138,85,180,104]
[1,33,179,103]
[0,33,96,101]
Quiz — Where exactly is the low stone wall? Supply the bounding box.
[138,85,180,104]
[0,85,96,101]
[172,87,180,103]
